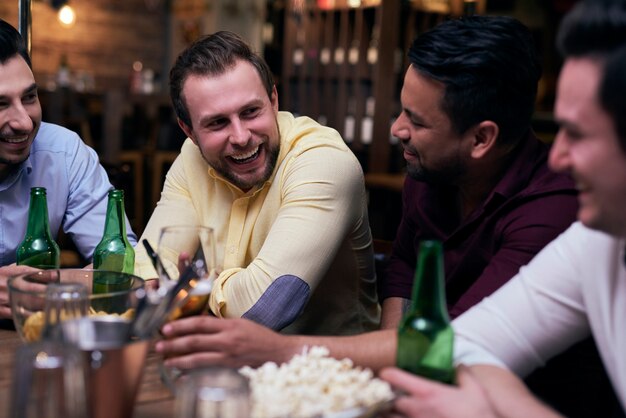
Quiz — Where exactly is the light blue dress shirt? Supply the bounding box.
[0,122,137,266]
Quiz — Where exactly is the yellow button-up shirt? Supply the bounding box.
[135,112,379,335]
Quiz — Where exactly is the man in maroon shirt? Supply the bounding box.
[378,16,578,326]
[377,17,616,416]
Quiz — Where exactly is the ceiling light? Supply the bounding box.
[58,4,76,27]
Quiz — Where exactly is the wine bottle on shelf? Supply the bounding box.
[333,32,346,67]
[293,26,305,67]
[17,187,61,270]
[361,96,375,145]
[396,240,455,384]
[334,44,346,66]
[344,97,356,143]
[93,189,135,277]
[367,25,379,66]
[320,46,331,66]
[348,40,360,66]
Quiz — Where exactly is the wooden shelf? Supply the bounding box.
[280,0,402,173]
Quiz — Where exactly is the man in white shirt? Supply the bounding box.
[379,0,626,415]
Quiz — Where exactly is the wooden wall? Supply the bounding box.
[0,0,167,92]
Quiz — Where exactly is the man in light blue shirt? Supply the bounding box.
[0,19,137,319]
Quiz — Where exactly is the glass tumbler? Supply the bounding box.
[175,367,251,418]
[10,340,88,418]
[157,225,218,389]
[157,225,217,319]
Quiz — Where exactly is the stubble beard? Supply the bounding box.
[0,153,30,167]
[0,127,38,169]
[406,157,465,186]
[201,119,282,191]
[219,140,280,191]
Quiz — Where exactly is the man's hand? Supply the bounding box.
[0,264,39,319]
[155,316,301,369]
[379,365,498,418]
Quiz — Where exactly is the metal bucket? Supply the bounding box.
[62,316,149,418]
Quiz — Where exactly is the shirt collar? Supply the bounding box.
[488,130,547,201]
[0,155,31,191]
[207,166,272,197]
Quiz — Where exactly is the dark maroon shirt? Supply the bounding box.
[379,132,579,319]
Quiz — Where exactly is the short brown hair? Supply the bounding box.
[169,31,274,128]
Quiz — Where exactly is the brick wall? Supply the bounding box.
[0,0,166,91]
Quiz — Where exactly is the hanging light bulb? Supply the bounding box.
[58,4,76,27]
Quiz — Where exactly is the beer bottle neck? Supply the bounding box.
[25,189,53,239]
[102,191,127,239]
[409,240,450,322]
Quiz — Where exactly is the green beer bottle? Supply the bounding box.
[396,240,455,384]
[16,187,61,269]
[93,189,135,282]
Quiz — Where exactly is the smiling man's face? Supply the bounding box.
[178,60,280,192]
[391,66,472,185]
[0,55,41,180]
[549,57,626,236]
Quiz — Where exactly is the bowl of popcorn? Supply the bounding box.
[239,346,395,418]
[8,269,144,342]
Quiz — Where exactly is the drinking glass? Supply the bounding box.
[157,225,217,319]
[157,225,217,388]
[10,340,88,418]
[41,283,89,340]
[61,316,151,418]
[174,367,251,418]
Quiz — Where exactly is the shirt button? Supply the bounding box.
[229,246,237,254]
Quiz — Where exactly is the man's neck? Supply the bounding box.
[455,147,516,219]
[456,180,498,220]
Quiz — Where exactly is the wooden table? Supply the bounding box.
[0,322,174,418]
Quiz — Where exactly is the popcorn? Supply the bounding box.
[239,346,394,418]
[22,307,135,342]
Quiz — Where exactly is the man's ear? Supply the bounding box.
[469,121,499,159]
[177,118,196,144]
[270,85,279,112]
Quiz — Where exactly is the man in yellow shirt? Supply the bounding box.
[135,31,379,335]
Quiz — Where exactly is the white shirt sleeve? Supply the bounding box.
[453,222,591,377]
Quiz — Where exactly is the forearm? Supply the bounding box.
[468,365,564,418]
[158,317,396,371]
[289,329,397,372]
[380,297,410,329]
